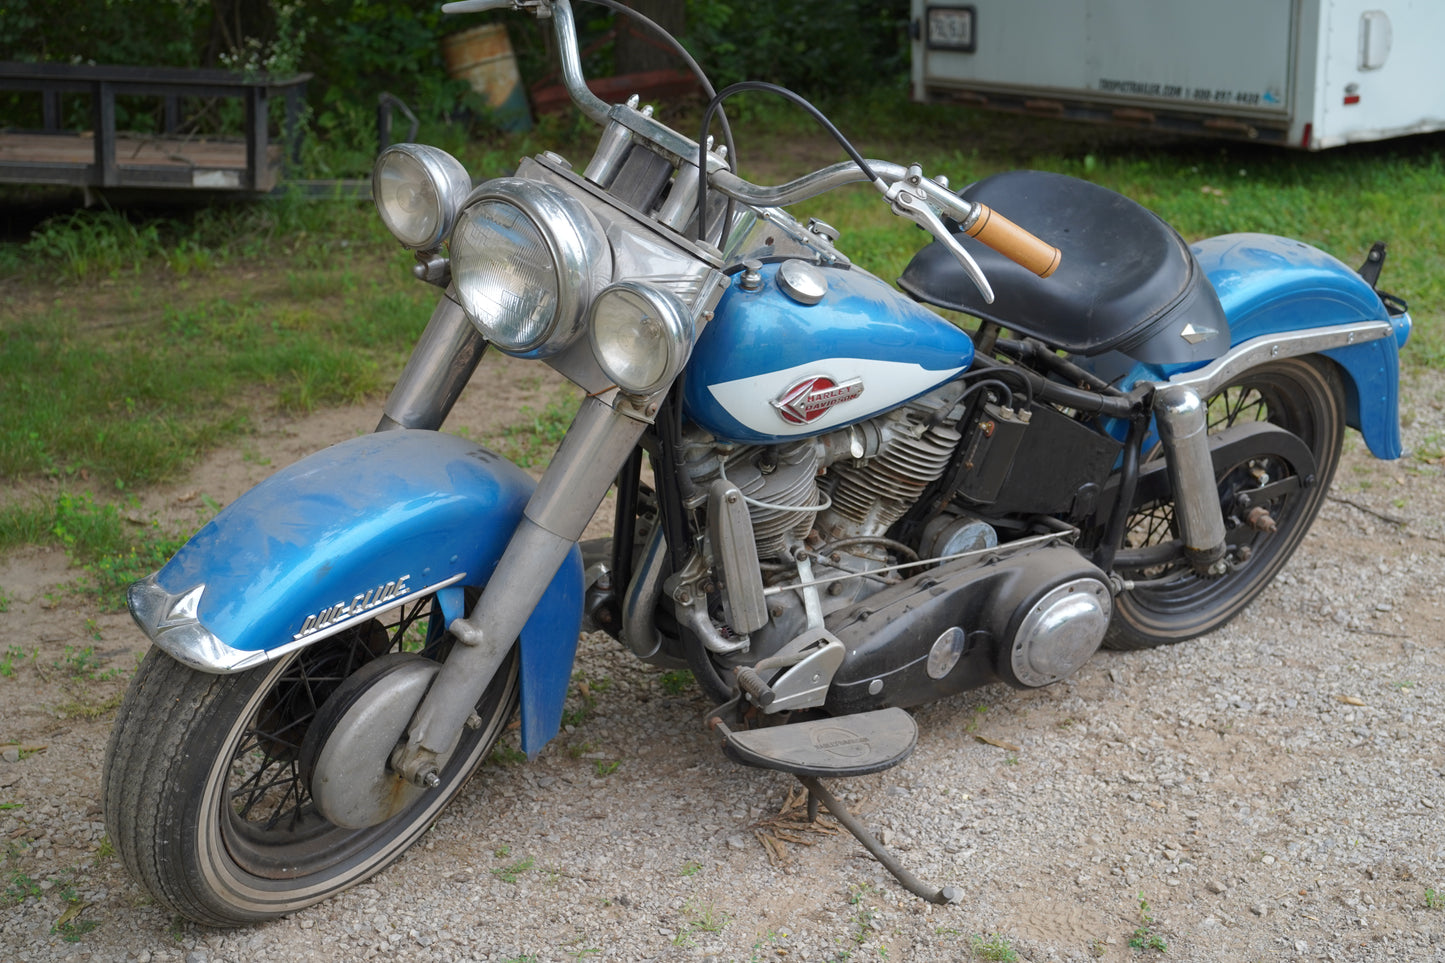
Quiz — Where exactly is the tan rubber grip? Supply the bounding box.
[964,203,1062,278]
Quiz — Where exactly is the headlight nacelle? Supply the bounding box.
[372,144,472,251]
[450,178,612,358]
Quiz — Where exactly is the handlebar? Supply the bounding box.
[962,204,1062,278]
[442,0,1061,293]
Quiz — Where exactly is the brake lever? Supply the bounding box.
[885,182,995,304]
[441,0,544,15]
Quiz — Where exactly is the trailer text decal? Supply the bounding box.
[1098,78,1268,107]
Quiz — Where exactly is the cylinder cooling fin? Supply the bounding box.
[819,421,961,542]
[722,442,821,560]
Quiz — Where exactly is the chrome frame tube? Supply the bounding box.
[1152,385,1227,571]
[621,525,668,660]
[375,295,488,432]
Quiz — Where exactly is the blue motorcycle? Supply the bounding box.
[103,0,1410,925]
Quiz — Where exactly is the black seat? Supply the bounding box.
[898,170,1228,365]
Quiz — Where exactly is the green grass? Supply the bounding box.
[1128,892,1169,953]
[970,933,1019,962]
[0,257,436,487]
[0,491,195,612]
[490,855,534,884]
[495,396,583,470]
[1,87,1440,564]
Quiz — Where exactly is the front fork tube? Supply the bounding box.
[376,294,488,432]
[392,394,649,785]
[1152,384,1228,574]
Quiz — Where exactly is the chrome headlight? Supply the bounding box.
[372,144,472,250]
[450,178,612,358]
[588,281,693,395]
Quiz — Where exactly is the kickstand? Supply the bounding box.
[799,775,960,905]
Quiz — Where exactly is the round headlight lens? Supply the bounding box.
[588,282,693,394]
[372,145,470,250]
[449,178,612,358]
[452,199,560,353]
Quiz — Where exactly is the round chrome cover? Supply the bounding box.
[304,654,442,829]
[927,626,967,680]
[1010,578,1111,687]
[777,259,828,305]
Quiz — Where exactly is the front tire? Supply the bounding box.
[1106,356,1345,650]
[103,594,517,926]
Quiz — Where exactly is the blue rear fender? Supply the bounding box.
[1195,234,1410,459]
[128,429,583,754]
[1105,234,1410,459]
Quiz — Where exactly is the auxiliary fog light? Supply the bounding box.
[372,144,472,251]
[588,281,694,395]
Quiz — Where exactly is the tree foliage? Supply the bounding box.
[0,0,911,152]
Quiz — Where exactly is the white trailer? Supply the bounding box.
[911,0,1445,150]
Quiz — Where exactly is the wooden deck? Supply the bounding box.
[0,131,283,191]
[0,62,307,195]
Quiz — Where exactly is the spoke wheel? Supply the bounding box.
[103,592,517,926]
[1106,357,1344,650]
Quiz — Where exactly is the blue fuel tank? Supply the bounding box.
[683,261,976,443]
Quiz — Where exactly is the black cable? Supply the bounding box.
[992,337,1121,396]
[955,364,1032,410]
[696,80,879,244]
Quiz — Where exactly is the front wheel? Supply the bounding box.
[1106,356,1345,650]
[103,593,517,926]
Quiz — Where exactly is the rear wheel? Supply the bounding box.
[103,593,517,926]
[1106,357,1344,650]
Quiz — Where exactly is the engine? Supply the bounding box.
[671,381,1114,701]
[681,386,987,660]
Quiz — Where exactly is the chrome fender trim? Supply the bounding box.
[1164,320,1393,397]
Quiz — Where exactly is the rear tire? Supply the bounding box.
[1106,357,1344,650]
[103,593,517,926]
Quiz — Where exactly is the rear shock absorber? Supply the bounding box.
[1152,384,1227,575]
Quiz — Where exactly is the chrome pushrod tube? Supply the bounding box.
[375,295,488,432]
[393,395,647,784]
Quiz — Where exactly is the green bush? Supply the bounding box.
[1,0,911,141]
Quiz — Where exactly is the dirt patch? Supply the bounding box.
[2,330,1443,962]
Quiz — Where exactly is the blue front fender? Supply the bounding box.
[128,429,583,754]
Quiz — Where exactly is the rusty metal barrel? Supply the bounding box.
[441,24,533,132]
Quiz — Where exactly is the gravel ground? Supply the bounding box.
[2,365,1443,963]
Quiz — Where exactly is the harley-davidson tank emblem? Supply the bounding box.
[293,574,412,640]
[771,376,864,424]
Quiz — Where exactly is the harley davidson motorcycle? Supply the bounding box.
[103,0,1410,925]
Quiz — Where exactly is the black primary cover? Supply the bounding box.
[899,170,1229,365]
